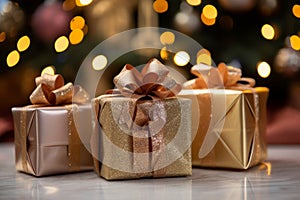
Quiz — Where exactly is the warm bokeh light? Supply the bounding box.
[82,24,88,35]
[0,32,6,42]
[202,4,217,19]
[17,35,30,52]
[292,4,300,18]
[186,0,201,6]
[7,50,20,67]
[76,0,93,7]
[63,0,76,11]
[92,55,108,70]
[257,61,271,78]
[290,35,300,50]
[261,24,275,40]
[69,29,84,45]
[160,31,175,45]
[70,16,85,30]
[201,13,216,26]
[197,54,212,65]
[41,66,56,76]
[174,51,190,66]
[160,47,169,60]
[54,36,69,53]
[153,0,168,13]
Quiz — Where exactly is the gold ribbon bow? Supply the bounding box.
[109,58,182,177]
[29,73,90,105]
[183,63,256,90]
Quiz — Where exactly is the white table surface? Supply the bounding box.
[0,143,299,200]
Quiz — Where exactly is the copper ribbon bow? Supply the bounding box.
[30,73,89,105]
[110,58,182,176]
[183,63,256,90]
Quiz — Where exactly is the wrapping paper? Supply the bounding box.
[179,87,269,169]
[12,104,93,176]
[91,96,192,180]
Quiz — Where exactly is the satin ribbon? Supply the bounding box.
[109,58,182,177]
[30,73,90,105]
[183,63,256,90]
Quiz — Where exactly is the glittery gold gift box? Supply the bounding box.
[12,104,93,176]
[179,87,269,169]
[91,96,192,180]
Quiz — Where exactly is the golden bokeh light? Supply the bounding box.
[7,50,20,67]
[261,24,275,40]
[160,31,175,45]
[76,0,93,7]
[292,4,300,18]
[41,66,56,76]
[54,36,69,53]
[82,24,88,35]
[197,54,212,65]
[69,29,84,45]
[202,4,217,19]
[201,13,216,26]
[160,47,169,60]
[70,16,85,30]
[186,0,201,6]
[290,35,300,50]
[153,0,168,13]
[63,0,76,11]
[17,35,30,52]
[257,61,271,78]
[92,55,108,70]
[0,32,6,42]
[174,51,190,66]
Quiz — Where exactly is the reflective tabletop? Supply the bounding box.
[0,143,299,200]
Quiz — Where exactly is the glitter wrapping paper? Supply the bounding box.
[179,87,269,169]
[91,96,192,180]
[12,104,93,176]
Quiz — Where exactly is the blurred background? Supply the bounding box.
[1,0,300,143]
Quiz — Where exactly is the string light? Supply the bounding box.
[202,5,218,19]
[292,4,300,18]
[153,0,168,13]
[186,0,201,6]
[70,16,85,30]
[290,35,300,50]
[201,13,216,26]
[69,29,84,45]
[261,24,275,40]
[54,36,69,52]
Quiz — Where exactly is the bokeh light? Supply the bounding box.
[69,29,84,45]
[257,61,271,78]
[290,35,300,50]
[174,51,190,66]
[160,31,175,45]
[202,5,217,19]
[0,32,6,42]
[63,0,76,11]
[201,13,216,26]
[70,16,85,30]
[92,55,108,70]
[41,66,56,76]
[54,36,69,52]
[153,0,168,13]
[186,0,201,6]
[17,35,30,52]
[160,47,169,60]
[261,24,275,40]
[292,4,300,18]
[76,0,93,7]
[7,50,20,67]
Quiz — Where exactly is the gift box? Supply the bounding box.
[179,63,269,169]
[12,73,93,176]
[91,59,192,180]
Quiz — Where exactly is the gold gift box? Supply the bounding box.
[12,104,93,176]
[91,96,192,180]
[179,87,269,169]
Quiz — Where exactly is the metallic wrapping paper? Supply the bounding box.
[91,96,192,180]
[12,104,93,176]
[179,87,269,169]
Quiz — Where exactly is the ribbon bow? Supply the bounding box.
[111,58,182,99]
[183,63,256,90]
[29,73,89,105]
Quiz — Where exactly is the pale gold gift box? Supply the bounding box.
[12,104,93,176]
[179,87,269,169]
[91,95,192,180]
